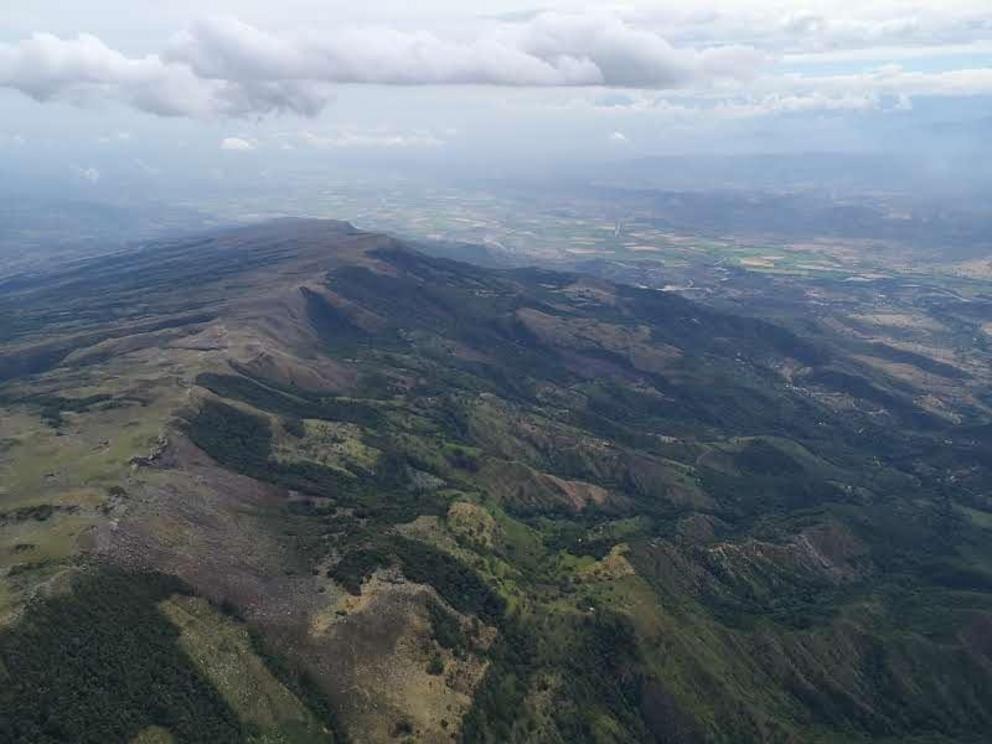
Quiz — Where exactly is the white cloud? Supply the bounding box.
[552,89,884,120]
[781,11,829,37]
[75,166,101,183]
[220,136,255,150]
[608,130,629,143]
[297,130,444,149]
[163,14,765,89]
[0,6,988,123]
[0,31,332,117]
[712,92,880,118]
[98,130,132,143]
[0,12,767,119]
[784,40,992,66]
[782,66,992,99]
[132,158,161,175]
[581,66,992,120]
[635,1,992,54]
[0,33,216,116]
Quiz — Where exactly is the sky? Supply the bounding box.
[1,1,990,200]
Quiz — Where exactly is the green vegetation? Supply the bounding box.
[0,391,117,428]
[0,568,243,744]
[459,618,537,742]
[180,243,992,741]
[428,599,467,653]
[426,653,445,676]
[196,372,383,428]
[162,595,337,744]
[243,627,347,744]
[461,610,653,743]
[328,535,504,622]
[185,399,448,525]
[187,399,272,471]
[2,220,991,742]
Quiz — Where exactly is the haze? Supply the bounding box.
[2,1,990,209]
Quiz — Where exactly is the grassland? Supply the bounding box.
[160,595,334,743]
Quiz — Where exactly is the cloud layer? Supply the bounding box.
[166,14,766,88]
[1,6,989,122]
[0,30,330,117]
[0,12,764,118]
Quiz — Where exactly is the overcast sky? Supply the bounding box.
[2,1,990,197]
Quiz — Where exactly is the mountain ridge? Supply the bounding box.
[1,219,990,743]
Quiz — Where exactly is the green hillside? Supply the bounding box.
[1,220,990,742]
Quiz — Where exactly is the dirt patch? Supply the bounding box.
[479,459,614,514]
[302,572,490,743]
[578,544,636,582]
[446,502,500,549]
[93,434,320,625]
[516,307,681,374]
[850,312,945,333]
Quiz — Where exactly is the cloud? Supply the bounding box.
[0,7,988,124]
[0,33,216,117]
[0,30,334,117]
[781,12,829,37]
[783,40,992,66]
[75,166,101,183]
[711,92,881,118]
[132,158,161,176]
[551,89,886,120]
[782,66,992,99]
[165,14,765,89]
[296,130,444,149]
[220,136,255,150]
[608,131,629,143]
[639,1,992,54]
[593,92,640,108]
[98,130,132,144]
[0,12,766,119]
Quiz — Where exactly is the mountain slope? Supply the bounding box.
[1,219,990,743]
